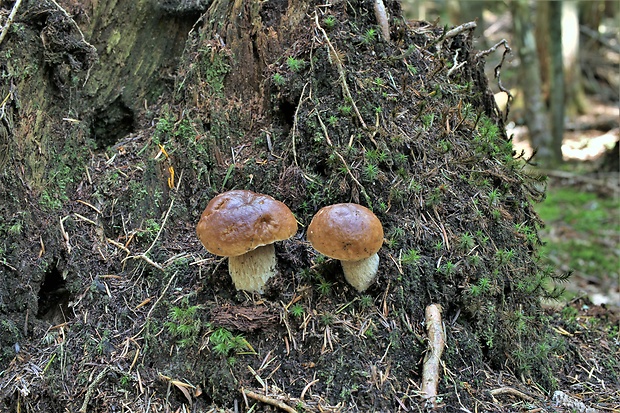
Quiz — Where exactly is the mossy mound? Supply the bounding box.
[0,0,573,411]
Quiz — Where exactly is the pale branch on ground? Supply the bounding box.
[373,0,390,42]
[421,303,445,409]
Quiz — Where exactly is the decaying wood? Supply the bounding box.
[210,305,278,332]
[421,303,445,409]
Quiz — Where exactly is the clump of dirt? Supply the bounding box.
[2,0,617,412]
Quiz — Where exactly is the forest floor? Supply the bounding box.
[1,2,618,412]
[445,297,619,413]
[487,104,620,412]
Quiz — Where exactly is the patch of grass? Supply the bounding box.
[316,277,332,296]
[401,248,421,266]
[535,186,619,282]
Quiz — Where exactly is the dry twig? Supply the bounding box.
[291,82,310,166]
[0,0,22,47]
[242,388,297,413]
[442,21,477,42]
[489,386,534,402]
[314,13,367,129]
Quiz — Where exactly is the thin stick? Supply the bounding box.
[489,387,534,402]
[242,388,297,413]
[79,367,110,413]
[131,271,177,340]
[314,13,367,129]
[0,0,22,47]
[59,216,72,254]
[291,82,310,166]
[144,196,175,256]
[442,21,477,42]
[421,304,445,409]
[475,39,511,59]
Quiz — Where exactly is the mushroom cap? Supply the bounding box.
[307,203,383,261]
[196,190,298,257]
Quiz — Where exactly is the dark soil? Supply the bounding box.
[0,1,618,412]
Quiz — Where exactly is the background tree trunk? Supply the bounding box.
[511,0,554,165]
[549,0,565,164]
[535,1,550,100]
[562,0,588,115]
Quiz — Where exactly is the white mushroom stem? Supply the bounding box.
[228,244,276,293]
[421,304,445,409]
[340,253,380,292]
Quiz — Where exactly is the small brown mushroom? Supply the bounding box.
[307,203,383,292]
[196,190,297,293]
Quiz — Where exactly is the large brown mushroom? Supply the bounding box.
[196,190,297,293]
[307,203,384,292]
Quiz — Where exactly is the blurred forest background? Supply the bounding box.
[403,0,619,307]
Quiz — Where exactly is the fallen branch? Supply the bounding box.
[242,388,297,413]
[421,303,445,409]
[0,0,22,47]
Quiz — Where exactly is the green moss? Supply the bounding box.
[201,46,230,95]
[106,30,122,54]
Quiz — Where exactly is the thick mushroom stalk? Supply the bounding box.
[228,244,276,293]
[341,252,380,293]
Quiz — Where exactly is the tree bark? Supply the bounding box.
[562,0,588,115]
[511,0,554,165]
[549,0,565,164]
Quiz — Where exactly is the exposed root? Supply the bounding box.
[421,304,445,409]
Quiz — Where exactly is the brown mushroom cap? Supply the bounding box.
[196,190,298,257]
[307,203,383,261]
